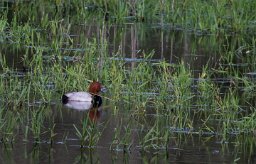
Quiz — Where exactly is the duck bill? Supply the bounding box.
[100,86,107,93]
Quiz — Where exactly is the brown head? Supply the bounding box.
[88,81,102,94]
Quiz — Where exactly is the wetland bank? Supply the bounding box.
[0,0,256,163]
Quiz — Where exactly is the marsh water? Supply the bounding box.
[1,1,256,164]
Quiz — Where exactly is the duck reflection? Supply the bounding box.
[63,101,102,122]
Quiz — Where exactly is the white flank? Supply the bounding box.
[65,92,92,102]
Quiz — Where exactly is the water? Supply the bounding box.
[1,104,254,163]
[1,2,256,163]
[0,29,255,163]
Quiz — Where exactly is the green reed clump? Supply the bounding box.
[110,118,132,152]
[79,0,256,33]
[10,1,58,25]
[59,60,100,94]
[0,75,30,106]
[153,61,174,110]
[0,18,7,35]
[173,0,256,33]
[235,111,256,134]
[196,67,220,114]
[238,76,256,99]
[8,21,35,46]
[212,90,241,137]
[29,73,55,103]
[161,61,193,129]
[139,116,170,151]
[30,108,45,142]
[4,0,256,34]
[0,110,19,143]
[48,123,57,146]
[73,115,102,148]
[101,57,126,101]
[233,135,256,163]
[48,20,72,52]
[125,54,156,108]
[171,61,193,109]
[1,49,54,103]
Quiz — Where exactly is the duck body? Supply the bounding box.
[63,100,93,110]
[62,92,92,103]
[62,81,104,108]
[62,92,102,108]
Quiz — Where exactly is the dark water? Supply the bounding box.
[1,104,254,164]
[1,2,256,164]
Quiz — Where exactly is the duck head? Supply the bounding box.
[88,81,106,94]
[89,81,106,108]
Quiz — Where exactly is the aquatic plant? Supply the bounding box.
[48,123,57,146]
[73,114,102,148]
[30,108,45,142]
[139,117,170,151]
[110,118,132,152]
[0,110,18,143]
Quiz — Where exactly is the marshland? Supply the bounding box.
[0,0,256,163]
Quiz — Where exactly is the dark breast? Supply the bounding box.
[92,95,102,107]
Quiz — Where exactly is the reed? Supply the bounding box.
[0,110,18,143]
[73,114,101,148]
[110,118,132,152]
[30,108,44,143]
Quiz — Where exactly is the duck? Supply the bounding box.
[62,81,105,108]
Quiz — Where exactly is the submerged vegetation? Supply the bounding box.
[0,0,256,163]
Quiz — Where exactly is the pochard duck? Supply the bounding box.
[62,81,105,108]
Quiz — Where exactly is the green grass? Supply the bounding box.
[73,115,102,148]
[2,0,256,33]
